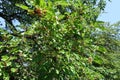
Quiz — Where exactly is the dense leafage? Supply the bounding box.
[0,0,120,80]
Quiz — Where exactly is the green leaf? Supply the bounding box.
[35,0,46,7]
[16,4,29,10]
[11,68,17,73]
[0,69,2,76]
[6,62,12,66]
[9,56,17,61]
[98,46,107,53]
[94,56,103,65]
[3,72,10,80]
[56,69,59,74]
[1,56,9,61]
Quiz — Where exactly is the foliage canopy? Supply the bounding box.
[0,0,120,80]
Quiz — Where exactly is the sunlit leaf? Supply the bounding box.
[1,56,9,61]
[11,68,17,73]
[16,4,29,10]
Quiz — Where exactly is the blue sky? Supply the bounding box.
[98,0,120,24]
